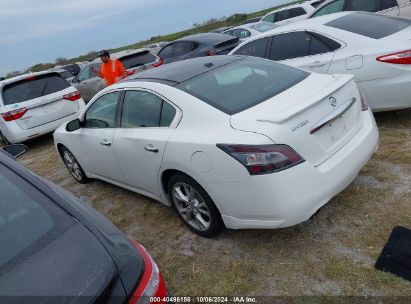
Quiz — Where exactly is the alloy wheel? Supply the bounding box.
[63,150,83,181]
[172,182,211,232]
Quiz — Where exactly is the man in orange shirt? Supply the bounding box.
[90,50,127,86]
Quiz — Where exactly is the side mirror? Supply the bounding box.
[66,119,82,132]
[72,77,79,84]
[3,144,28,158]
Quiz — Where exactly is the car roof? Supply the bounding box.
[129,55,243,84]
[175,33,236,45]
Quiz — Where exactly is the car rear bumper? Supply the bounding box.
[1,112,80,144]
[358,74,411,112]
[212,110,379,229]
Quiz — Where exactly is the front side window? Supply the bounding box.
[158,45,173,59]
[0,165,73,274]
[173,42,195,57]
[178,57,309,114]
[84,92,120,128]
[261,12,275,23]
[121,91,176,128]
[233,37,270,58]
[311,0,345,17]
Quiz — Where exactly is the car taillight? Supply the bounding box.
[1,107,28,122]
[127,69,137,76]
[152,58,164,67]
[359,90,368,111]
[63,91,81,101]
[217,144,304,175]
[376,50,411,64]
[207,49,217,56]
[129,240,167,304]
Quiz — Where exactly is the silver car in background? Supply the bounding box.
[72,49,162,102]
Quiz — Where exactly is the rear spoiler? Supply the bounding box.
[256,74,354,124]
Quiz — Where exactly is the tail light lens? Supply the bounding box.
[63,91,81,101]
[1,107,28,122]
[376,50,411,64]
[359,90,368,111]
[152,58,164,68]
[127,69,137,76]
[207,49,217,56]
[129,241,167,304]
[217,144,304,175]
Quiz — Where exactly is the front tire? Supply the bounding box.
[60,146,89,184]
[168,174,224,237]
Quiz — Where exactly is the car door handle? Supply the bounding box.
[144,145,159,153]
[310,61,327,67]
[100,140,112,146]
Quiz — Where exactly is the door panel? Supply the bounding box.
[72,91,124,182]
[113,90,177,196]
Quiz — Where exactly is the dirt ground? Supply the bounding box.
[10,109,411,297]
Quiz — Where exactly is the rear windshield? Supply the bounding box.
[250,22,278,32]
[326,12,411,39]
[2,73,70,105]
[119,51,157,69]
[63,64,81,76]
[178,57,309,114]
[0,164,73,275]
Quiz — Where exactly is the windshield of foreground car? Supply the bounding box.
[178,57,309,114]
[0,164,74,275]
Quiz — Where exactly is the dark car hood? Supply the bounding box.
[0,222,116,302]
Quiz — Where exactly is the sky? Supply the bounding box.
[1,0,292,77]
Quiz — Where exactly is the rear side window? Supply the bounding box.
[2,73,70,105]
[269,31,339,61]
[0,164,73,274]
[120,51,157,70]
[233,37,270,58]
[345,0,381,11]
[277,7,307,22]
[178,57,309,114]
[121,90,176,128]
[326,12,411,39]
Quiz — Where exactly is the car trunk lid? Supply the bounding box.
[230,73,363,166]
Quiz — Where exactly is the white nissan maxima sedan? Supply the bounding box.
[230,12,411,112]
[54,56,379,237]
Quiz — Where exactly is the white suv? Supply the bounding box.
[0,71,86,144]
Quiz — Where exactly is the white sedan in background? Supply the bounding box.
[54,56,378,237]
[260,2,316,25]
[223,22,279,42]
[231,12,411,111]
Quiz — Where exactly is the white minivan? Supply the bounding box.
[0,71,86,144]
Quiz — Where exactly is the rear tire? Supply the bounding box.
[60,146,89,184]
[168,174,224,237]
